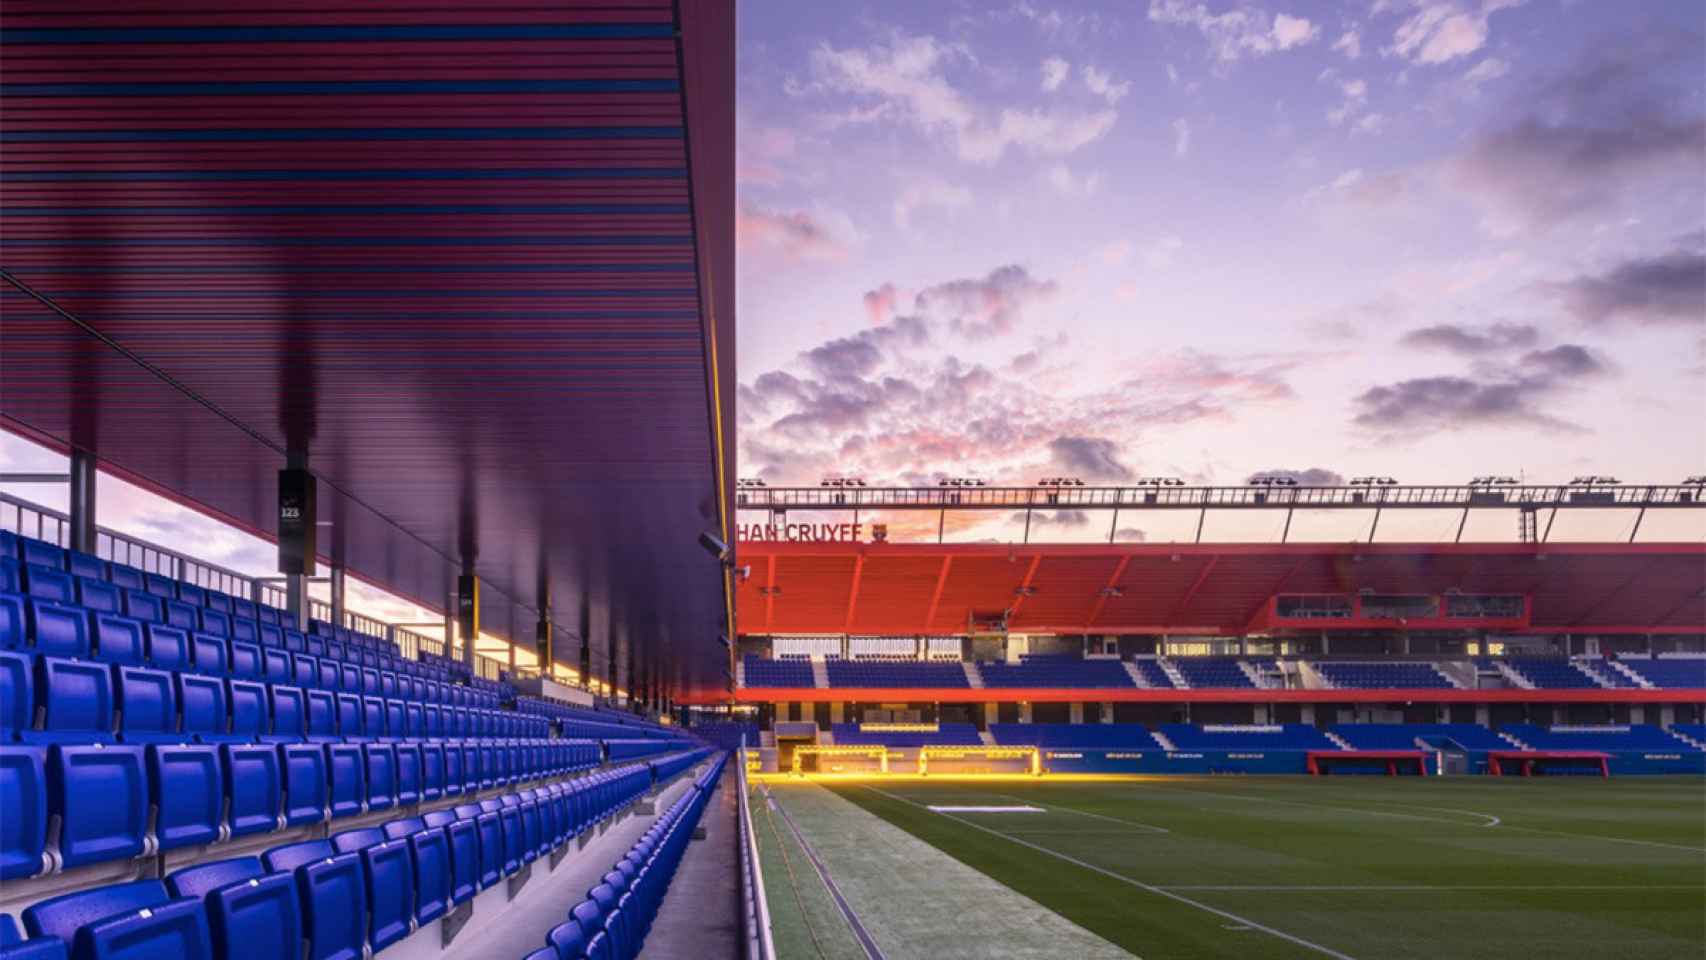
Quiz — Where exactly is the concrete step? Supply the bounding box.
[963,661,984,688]
[1158,657,1190,689]
[810,659,829,690]
[1495,661,1535,690]
[1152,729,1178,750]
[1123,660,1150,688]
[1498,731,1531,750]
[1610,660,1656,689]
[1324,731,1353,750]
[979,730,997,746]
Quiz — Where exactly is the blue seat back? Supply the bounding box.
[122,590,163,624]
[177,673,228,741]
[115,666,176,743]
[148,743,223,850]
[0,651,33,740]
[165,599,200,632]
[227,680,269,740]
[144,624,190,672]
[0,593,25,650]
[91,614,145,667]
[75,577,120,614]
[0,745,48,880]
[304,690,335,740]
[279,743,328,828]
[23,566,73,605]
[23,878,164,942]
[324,743,365,819]
[221,744,281,838]
[107,564,144,591]
[191,634,228,676]
[33,658,114,744]
[47,743,147,868]
[27,601,89,659]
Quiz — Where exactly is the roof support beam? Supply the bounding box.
[924,556,953,633]
[1166,555,1219,626]
[1085,555,1132,631]
[843,554,865,632]
[1006,555,1043,622]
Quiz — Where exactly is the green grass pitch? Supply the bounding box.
[757,775,1706,960]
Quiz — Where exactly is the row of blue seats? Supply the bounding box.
[0,536,401,661]
[1,733,602,881]
[1317,662,1453,689]
[0,753,708,960]
[516,698,676,738]
[978,659,1133,688]
[0,651,541,745]
[1,592,477,699]
[525,754,726,960]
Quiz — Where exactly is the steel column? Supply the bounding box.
[68,450,97,555]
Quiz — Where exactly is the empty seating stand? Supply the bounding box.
[828,723,981,748]
[978,657,1135,688]
[1170,658,1254,688]
[739,657,814,688]
[1315,661,1453,688]
[824,660,969,688]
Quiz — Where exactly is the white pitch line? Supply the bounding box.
[988,792,1171,835]
[865,785,1361,960]
[1140,784,1706,854]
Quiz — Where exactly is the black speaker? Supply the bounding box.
[277,468,316,575]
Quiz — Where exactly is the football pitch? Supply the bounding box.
[749,775,1706,960]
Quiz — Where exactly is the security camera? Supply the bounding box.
[698,531,729,561]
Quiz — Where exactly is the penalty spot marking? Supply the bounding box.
[928,804,1045,814]
[865,785,1361,960]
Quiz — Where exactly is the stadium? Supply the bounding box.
[0,2,1703,960]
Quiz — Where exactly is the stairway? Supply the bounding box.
[962,661,984,688]
[1151,729,1178,750]
[1576,660,1621,689]
[810,659,829,689]
[1158,657,1189,689]
[734,658,746,688]
[1494,661,1534,690]
[1610,660,1655,689]
[1123,660,1151,688]
[1237,660,1266,688]
[1497,731,1531,750]
[1324,731,1353,751]
[1670,728,1706,750]
[979,730,997,746]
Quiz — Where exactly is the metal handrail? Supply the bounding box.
[737,741,776,960]
[734,483,1706,511]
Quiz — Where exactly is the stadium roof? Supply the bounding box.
[0,0,736,696]
[735,541,1706,637]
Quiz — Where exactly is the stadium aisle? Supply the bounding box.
[762,782,1136,960]
[640,767,742,958]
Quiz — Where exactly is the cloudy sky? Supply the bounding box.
[735,0,1706,539]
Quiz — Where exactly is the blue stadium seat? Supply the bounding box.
[30,657,115,745]
[121,590,163,625]
[144,624,190,672]
[261,649,291,686]
[0,531,15,560]
[278,743,328,828]
[260,840,366,960]
[329,829,413,953]
[165,856,302,960]
[221,744,282,838]
[23,566,73,605]
[200,610,231,639]
[0,593,24,650]
[175,583,206,607]
[27,601,89,660]
[362,743,396,812]
[232,619,259,647]
[289,653,317,691]
[23,879,213,960]
[394,743,421,806]
[304,690,336,742]
[165,599,200,632]
[228,680,269,741]
[144,573,177,599]
[147,743,223,850]
[0,914,65,960]
[228,642,262,681]
[548,920,587,960]
[0,651,32,742]
[178,673,229,742]
[361,697,385,738]
[191,634,228,676]
[267,686,306,743]
[18,542,62,572]
[324,743,366,819]
[419,743,444,802]
[258,624,283,649]
[75,577,120,615]
[0,560,16,595]
[232,600,257,623]
[47,743,148,869]
[0,746,48,880]
[90,614,145,666]
[334,694,362,739]
[204,593,233,615]
[115,666,177,743]
[66,552,104,581]
[107,565,144,592]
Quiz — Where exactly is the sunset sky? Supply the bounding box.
[734,0,1705,540]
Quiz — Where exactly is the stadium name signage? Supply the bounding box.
[738,521,866,543]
